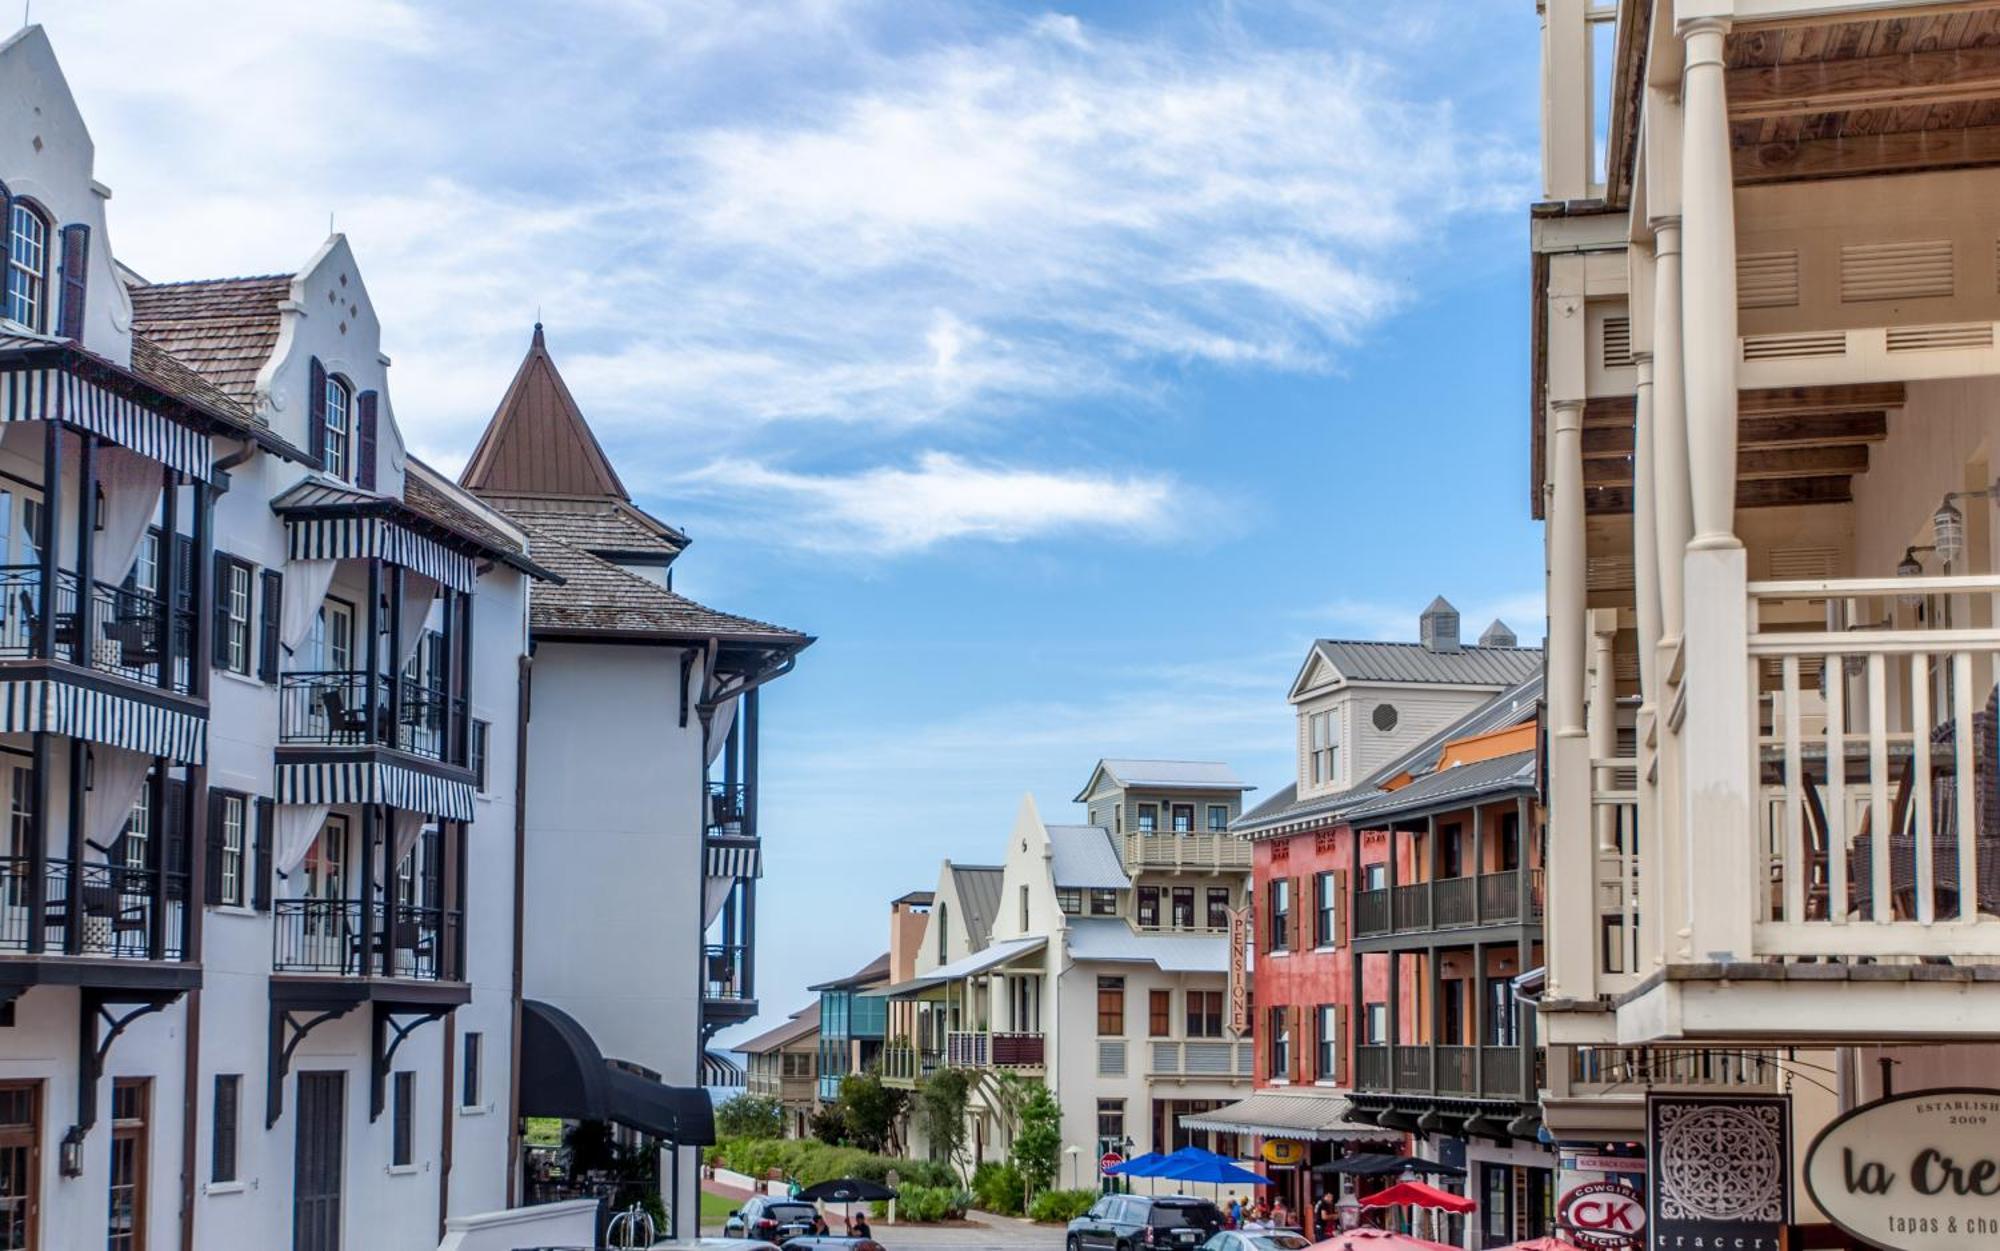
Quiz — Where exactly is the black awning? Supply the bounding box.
[1314,1153,1467,1178]
[519,999,715,1147]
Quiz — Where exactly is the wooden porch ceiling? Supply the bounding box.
[1729,3,2000,183]
[1580,382,1900,516]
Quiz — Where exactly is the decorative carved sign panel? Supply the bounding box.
[1647,1093,1791,1251]
[1804,1087,2000,1251]
[1227,906,1250,1037]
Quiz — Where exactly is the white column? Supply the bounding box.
[1678,16,1740,549]
[1651,217,1692,641]
[1547,400,1595,1001]
[1632,353,1662,699]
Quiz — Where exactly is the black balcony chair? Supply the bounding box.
[348,916,437,977]
[317,687,371,741]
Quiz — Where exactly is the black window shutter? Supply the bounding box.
[257,569,282,683]
[211,553,232,670]
[252,798,274,912]
[56,224,88,342]
[355,391,378,491]
[204,789,226,905]
[308,357,328,468]
[162,778,187,901]
[173,534,194,613]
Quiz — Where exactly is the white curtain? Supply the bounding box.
[704,693,738,768]
[396,572,436,667]
[274,804,330,880]
[94,447,165,586]
[280,559,339,657]
[391,808,429,870]
[86,746,153,856]
[702,876,735,929]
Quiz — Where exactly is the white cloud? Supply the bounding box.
[671,451,1208,555]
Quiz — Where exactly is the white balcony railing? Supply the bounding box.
[1748,575,2000,960]
[1121,831,1253,872]
[1592,759,1641,992]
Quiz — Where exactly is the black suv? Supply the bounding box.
[1068,1195,1227,1251]
[721,1196,819,1244]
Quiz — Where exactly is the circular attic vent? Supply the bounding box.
[1372,703,1399,732]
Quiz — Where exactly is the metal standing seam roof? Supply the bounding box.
[1062,917,1227,974]
[1337,750,1538,822]
[880,936,1047,997]
[1048,825,1130,890]
[948,864,1005,951]
[460,323,629,500]
[807,951,890,993]
[1178,1092,1390,1143]
[1074,759,1250,801]
[1308,639,1543,688]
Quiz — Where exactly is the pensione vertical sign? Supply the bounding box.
[1647,1093,1791,1251]
[1227,906,1250,1036]
[1804,1088,2000,1251]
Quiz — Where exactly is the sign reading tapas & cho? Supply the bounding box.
[1804,1087,2000,1251]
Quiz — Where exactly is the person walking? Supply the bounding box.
[1226,1194,1243,1229]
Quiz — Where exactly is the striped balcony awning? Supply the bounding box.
[274,756,474,821]
[705,838,761,879]
[0,676,205,764]
[284,512,478,594]
[0,362,210,479]
[702,1051,744,1088]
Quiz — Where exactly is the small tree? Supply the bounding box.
[715,1093,784,1140]
[1009,1083,1061,1205]
[808,1103,848,1145]
[916,1067,973,1183]
[837,1071,906,1154]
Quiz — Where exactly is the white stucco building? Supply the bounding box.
[887,761,1258,1180]
[0,25,808,1251]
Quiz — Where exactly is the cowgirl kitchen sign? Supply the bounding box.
[1804,1088,2000,1250]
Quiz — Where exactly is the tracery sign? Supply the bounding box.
[1646,1092,1790,1251]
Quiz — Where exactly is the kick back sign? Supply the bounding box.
[1805,1088,2000,1251]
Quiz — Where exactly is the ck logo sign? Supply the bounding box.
[1559,1181,1646,1251]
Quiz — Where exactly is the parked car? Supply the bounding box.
[1068,1195,1228,1250]
[660,1242,781,1251]
[721,1197,820,1244]
[1200,1232,1311,1251]
[782,1239,884,1251]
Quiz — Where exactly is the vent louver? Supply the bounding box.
[1587,555,1635,592]
[1840,240,1953,303]
[1768,546,1840,580]
[1885,322,1994,353]
[1743,332,1846,361]
[1739,251,1801,308]
[1601,316,1634,369]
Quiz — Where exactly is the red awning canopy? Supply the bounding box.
[1357,1180,1476,1215]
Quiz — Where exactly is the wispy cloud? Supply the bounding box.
[669,451,1215,555]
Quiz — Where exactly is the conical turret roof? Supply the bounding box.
[460,324,628,499]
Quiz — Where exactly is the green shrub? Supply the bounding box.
[1029,1189,1099,1223]
[705,1137,960,1198]
[971,1161,1026,1215]
[891,1184,971,1222]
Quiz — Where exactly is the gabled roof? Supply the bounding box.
[1072,759,1250,802]
[1048,824,1129,891]
[511,517,808,647]
[479,494,687,560]
[1292,638,1543,695]
[808,951,891,993]
[460,324,628,500]
[128,274,292,406]
[947,864,1004,952]
[734,1009,821,1055]
[1064,917,1227,973]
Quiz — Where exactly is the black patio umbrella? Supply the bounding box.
[796,1177,899,1228]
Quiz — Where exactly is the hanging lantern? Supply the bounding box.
[1934,498,1967,567]
[1896,547,1925,608]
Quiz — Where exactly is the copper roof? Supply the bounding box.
[460,324,629,500]
[128,275,291,406]
[514,516,807,645]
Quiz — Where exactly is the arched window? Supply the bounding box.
[5,200,48,331]
[322,374,352,480]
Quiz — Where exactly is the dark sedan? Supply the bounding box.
[720,1197,820,1244]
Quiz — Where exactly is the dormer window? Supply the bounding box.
[5,201,48,331]
[322,375,352,480]
[1309,710,1340,786]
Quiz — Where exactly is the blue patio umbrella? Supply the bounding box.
[1109,1151,1166,1176]
[1154,1153,1271,1186]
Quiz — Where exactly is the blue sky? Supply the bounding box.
[47,0,1546,1041]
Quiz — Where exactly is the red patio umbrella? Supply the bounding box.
[1357,1180,1476,1215]
[1309,1229,1459,1251]
[1491,1239,1586,1251]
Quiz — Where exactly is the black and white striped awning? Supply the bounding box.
[705,840,761,879]
[0,365,210,479]
[702,1051,744,1089]
[0,677,206,764]
[284,513,478,593]
[274,757,474,821]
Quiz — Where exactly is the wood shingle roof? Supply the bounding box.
[127,274,291,406]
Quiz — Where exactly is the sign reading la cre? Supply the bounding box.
[1804,1087,2000,1251]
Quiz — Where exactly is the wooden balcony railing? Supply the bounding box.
[1354,1045,1390,1090]
[1436,1045,1477,1095]
[1354,888,1391,937]
[1121,831,1252,872]
[1356,873,1542,939]
[945,1030,1045,1070]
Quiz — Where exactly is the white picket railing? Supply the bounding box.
[1747,575,2000,959]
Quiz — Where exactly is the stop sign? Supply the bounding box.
[1100,1152,1124,1174]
